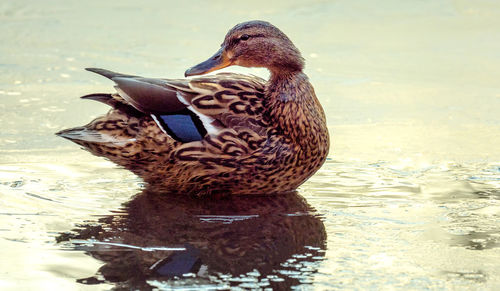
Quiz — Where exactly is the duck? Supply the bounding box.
[56,20,329,196]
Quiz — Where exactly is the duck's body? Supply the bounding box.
[57,21,329,195]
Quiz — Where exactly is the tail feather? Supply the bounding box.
[56,127,136,146]
[85,68,138,80]
[80,93,144,117]
[81,93,114,105]
[84,68,186,115]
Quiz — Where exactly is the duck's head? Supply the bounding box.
[185,20,304,77]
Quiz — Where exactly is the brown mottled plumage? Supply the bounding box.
[56,20,329,195]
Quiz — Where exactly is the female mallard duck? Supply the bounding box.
[57,20,329,195]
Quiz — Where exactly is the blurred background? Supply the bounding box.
[1,0,499,160]
[0,0,499,290]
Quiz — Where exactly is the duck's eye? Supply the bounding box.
[240,34,250,41]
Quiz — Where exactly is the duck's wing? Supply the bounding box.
[84,68,268,143]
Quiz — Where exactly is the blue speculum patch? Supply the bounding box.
[158,113,204,142]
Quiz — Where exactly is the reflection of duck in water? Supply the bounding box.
[56,20,329,195]
[58,191,326,289]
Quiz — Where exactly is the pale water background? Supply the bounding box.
[1,0,500,290]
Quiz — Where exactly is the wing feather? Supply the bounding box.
[84,68,268,144]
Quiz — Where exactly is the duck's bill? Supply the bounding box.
[185,47,231,77]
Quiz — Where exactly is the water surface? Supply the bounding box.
[1,1,499,290]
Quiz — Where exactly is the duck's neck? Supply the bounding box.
[266,70,307,103]
[264,70,327,145]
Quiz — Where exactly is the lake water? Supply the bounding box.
[1,0,499,290]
